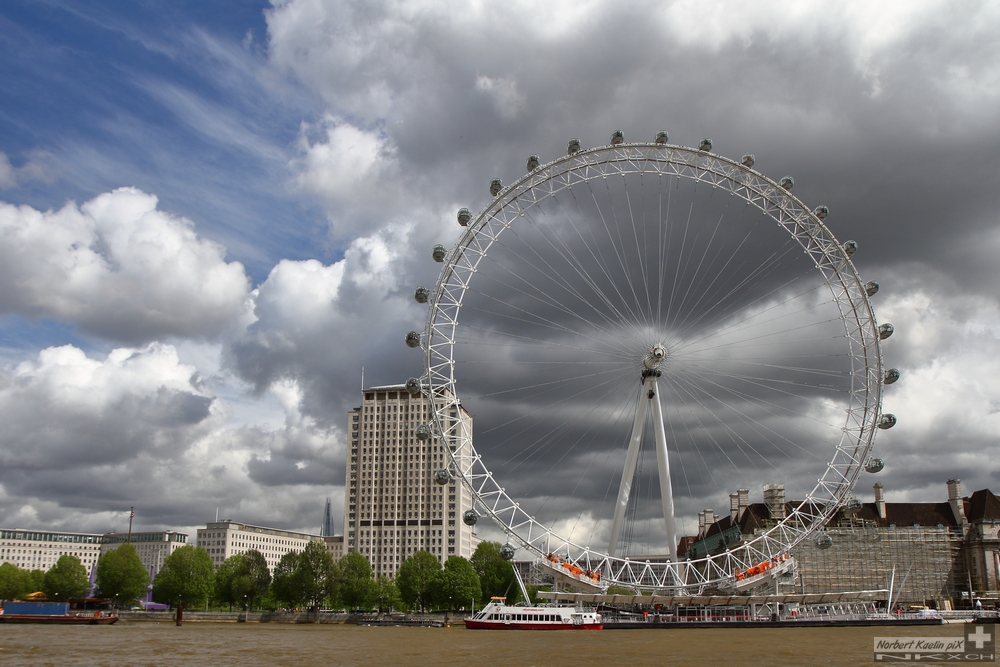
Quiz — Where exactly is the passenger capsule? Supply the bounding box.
[779,176,794,190]
[845,498,863,514]
[405,377,421,396]
[434,469,452,486]
[414,423,431,441]
[499,543,516,560]
[489,178,503,197]
[699,138,713,152]
[878,413,897,429]
[741,154,755,168]
[865,457,885,473]
[884,368,900,385]
[567,138,581,155]
[864,280,880,297]
[405,331,421,348]
[878,323,894,340]
[432,244,447,262]
[655,131,669,144]
[526,155,540,172]
[463,509,479,526]
[610,130,624,145]
[457,207,472,226]
[813,205,829,220]
[414,286,429,304]
[815,534,833,550]
[842,240,858,257]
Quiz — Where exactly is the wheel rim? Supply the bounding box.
[418,141,886,591]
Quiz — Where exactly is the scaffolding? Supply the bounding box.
[790,520,964,605]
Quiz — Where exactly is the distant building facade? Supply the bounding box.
[324,535,344,562]
[196,520,325,573]
[100,531,188,582]
[0,529,102,573]
[687,479,1000,606]
[345,383,477,578]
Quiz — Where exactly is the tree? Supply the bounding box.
[375,576,403,613]
[606,584,635,595]
[296,541,339,609]
[243,549,271,610]
[396,551,441,613]
[95,544,150,608]
[432,556,481,611]
[471,542,516,601]
[152,545,215,622]
[270,551,302,609]
[213,554,248,611]
[28,569,45,593]
[339,552,376,611]
[0,563,33,600]
[43,555,90,601]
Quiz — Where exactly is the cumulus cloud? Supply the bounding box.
[0,342,344,535]
[225,219,438,420]
[291,117,398,238]
[0,343,216,472]
[0,187,250,342]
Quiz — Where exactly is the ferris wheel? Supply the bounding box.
[407,132,897,592]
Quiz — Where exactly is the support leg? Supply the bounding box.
[650,378,677,562]
[607,380,651,557]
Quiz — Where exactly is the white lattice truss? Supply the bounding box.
[420,142,884,592]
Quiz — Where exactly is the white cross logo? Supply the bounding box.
[967,625,992,650]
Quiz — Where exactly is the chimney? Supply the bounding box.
[738,489,749,521]
[730,493,740,522]
[947,478,967,526]
[697,511,706,538]
[763,483,786,521]
[873,483,886,519]
[704,509,716,530]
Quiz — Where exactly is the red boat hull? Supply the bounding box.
[0,615,119,624]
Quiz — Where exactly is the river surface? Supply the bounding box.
[0,621,974,667]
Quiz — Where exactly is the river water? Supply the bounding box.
[0,621,973,666]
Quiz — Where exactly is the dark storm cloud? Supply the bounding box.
[255,0,1000,547]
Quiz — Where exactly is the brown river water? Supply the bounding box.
[0,621,974,667]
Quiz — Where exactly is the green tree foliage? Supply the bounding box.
[95,544,150,607]
[0,563,33,600]
[270,551,302,609]
[470,542,516,600]
[526,584,550,604]
[243,549,271,609]
[396,550,441,613]
[213,550,272,610]
[297,541,339,609]
[375,576,403,613]
[152,545,214,610]
[605,584,635,595]
[42,555,90,601]
[432,556,481,611]
[339,552,376,610]
[213,553,248,610]
[28,569,45,593]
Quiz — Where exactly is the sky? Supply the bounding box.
[1,0,999,550]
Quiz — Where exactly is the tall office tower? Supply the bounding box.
[345,383,477,577]
[321,497,335,537]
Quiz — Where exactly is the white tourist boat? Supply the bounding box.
[464,597,602,630]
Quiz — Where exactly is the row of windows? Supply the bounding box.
[0,531,100,543]
[487,613,565,623]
